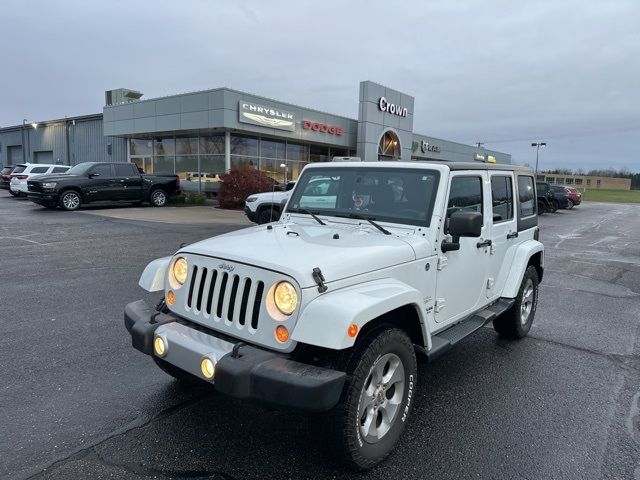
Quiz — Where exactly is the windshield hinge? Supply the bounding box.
[312,267,328,293]
[437,256,448,270]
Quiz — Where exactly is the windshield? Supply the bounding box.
[286,167,440,226]
[66,163,95,175]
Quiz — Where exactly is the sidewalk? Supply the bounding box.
[79,205,252,225]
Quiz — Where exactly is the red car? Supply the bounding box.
[564,186,582,207]
[0,165,16,189]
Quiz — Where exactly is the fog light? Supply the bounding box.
[201,357,215,379]
[166,290,176,305]
[275,325,289,343]
[154,337,167,356]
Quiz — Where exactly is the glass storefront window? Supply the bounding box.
[130,139,153,156]
[287,160,308,181]
[230,134,258,156]
[230,156,258,170]
[261,139,286,159]
[176,155,201,193]
[330,148,348,158]
[152,156,175,174]
[200,134,225,154]
[310,145,330,162]
[259,158,285,183]
[286,143,308,161]
[175,137,199,155]
[154,138,175,156]
[200,155,225,175]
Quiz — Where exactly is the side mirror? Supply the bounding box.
[88,172,100,178]
[441,211,483,253]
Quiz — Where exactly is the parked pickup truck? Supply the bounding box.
[27,162,180,210]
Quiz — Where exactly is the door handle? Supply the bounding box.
[476,239,492,248]
[507,232,519,239]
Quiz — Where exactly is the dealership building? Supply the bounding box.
[0,80,511,195]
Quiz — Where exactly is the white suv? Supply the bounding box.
[9,164,70,196]
[125,161,543,469]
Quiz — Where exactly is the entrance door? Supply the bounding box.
[486,173,517,299]
[435,172,491,324]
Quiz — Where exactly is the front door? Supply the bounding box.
[435,172,491,324]
[486,173,518,299]
[113,163,142,201]
[84,164,115,201]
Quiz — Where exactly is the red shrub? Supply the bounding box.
[218,167,275,209]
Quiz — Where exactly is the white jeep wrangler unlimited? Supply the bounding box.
[125,161,543,469]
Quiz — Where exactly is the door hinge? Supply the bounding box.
[486,277,495,290]
[437,256,448,270]
[435,298,446,313]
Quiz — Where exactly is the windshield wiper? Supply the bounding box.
[287,208,326,225]
[347,213,392,235]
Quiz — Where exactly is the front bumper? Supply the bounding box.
[27,191,59,206]
[124,300,346,412]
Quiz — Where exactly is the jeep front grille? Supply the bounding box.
[185,265,265,331]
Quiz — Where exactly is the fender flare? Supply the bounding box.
[291,278,429,351]
[501,240,544,298]
[138,256,171,292]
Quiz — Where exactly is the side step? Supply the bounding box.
[426,298,515,362]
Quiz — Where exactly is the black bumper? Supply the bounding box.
[27,191,59,206]
[244,206,258,223]
[124,300,346,412]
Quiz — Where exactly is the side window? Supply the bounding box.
[114,164,135,177]
[517,175,536,217]
[30,167,49,174]
[90,164,113,177]
[52,167,69,173]
[491,176,513,222]
[447,176,483,219]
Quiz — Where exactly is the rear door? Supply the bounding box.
[487,173,517,298]
[85,164,115,201]
[113,163,142,200]
[435,171,491,324]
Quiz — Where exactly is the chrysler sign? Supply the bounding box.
[239,102,295,131]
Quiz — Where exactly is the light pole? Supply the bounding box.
[280,162,288,183]
[531,142,546,176]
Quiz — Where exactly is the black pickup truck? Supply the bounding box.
[27,162,180,211]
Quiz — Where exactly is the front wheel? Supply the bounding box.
[257,208,278,224]
[150,189,167,207]
[59,190,82,211]
[566,199,574,209]
[550,200,559,213]
[316,327,417,470]
[8,190,19,197]
[493,265,539,339]
[537,200,546,215]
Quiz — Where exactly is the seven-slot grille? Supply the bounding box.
[185,265,265,331]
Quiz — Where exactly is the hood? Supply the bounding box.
[250,190,291,201]
[29,174,77,182]
[180,221,419,288]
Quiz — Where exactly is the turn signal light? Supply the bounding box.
[348,324,359,338]
[166,290,176,305]
[275,325,289,343]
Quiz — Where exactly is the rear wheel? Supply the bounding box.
[550,200,559,213]
[59,190,82,211]
[537,200,546,215]
[150,189,167,207]
[493,265,539,339]
[315,327,417,470]
[8,190,19,197]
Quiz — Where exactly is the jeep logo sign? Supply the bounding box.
[421,140,441,153]
[378,97,408,117]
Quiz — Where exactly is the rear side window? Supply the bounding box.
[114,164,136,176]
[52,167,69,173]
[447,176,483,219]
[491,176,513,222]
[30,167,49,174]
[518,176,536,217]
[12,166,26,174]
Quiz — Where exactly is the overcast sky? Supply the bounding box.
[1,0,639,172]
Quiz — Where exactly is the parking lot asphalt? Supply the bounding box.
[1,191,639,480]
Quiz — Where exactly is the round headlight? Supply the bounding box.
[274,281,297,315]
[173,257,188,285]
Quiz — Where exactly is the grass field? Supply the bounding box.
[581,188,640,203]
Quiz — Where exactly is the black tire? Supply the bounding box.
[537,200,546,215]
[59,190,82,211]
[550,200,559,213]
[257,208,278,224]
[493,265,539,339]
[150,189,167,207]
[8,190,19,197]
[153,357,198,382]
[316,327,417,470]
[566,199,574,209]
